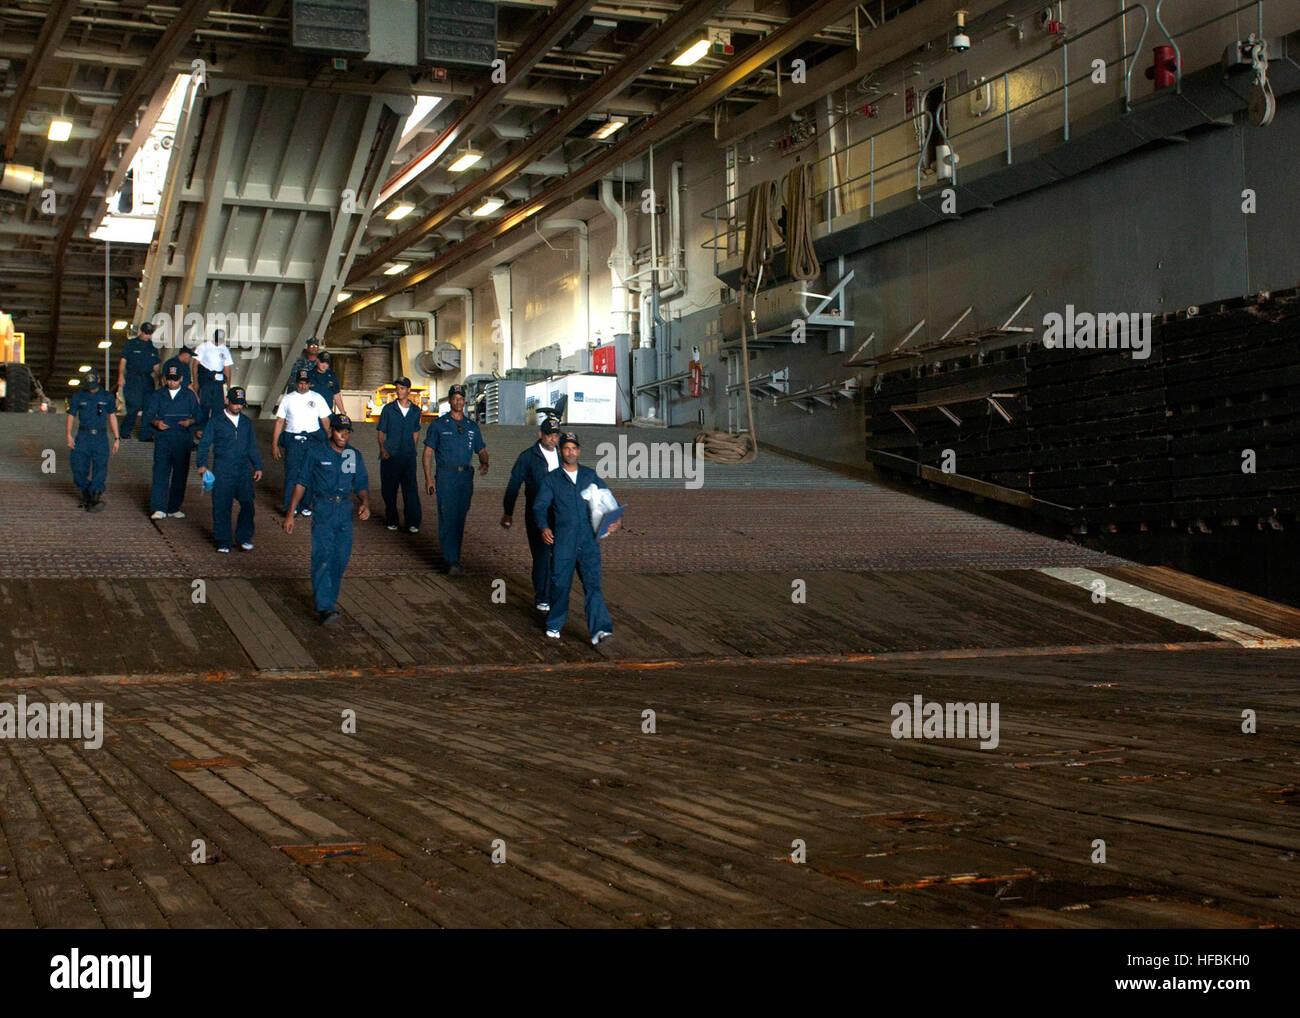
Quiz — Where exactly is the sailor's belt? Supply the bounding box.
[440,465,473,472]
[80,428,104,435]
[318,495,349,502]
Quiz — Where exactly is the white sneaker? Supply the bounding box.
[216,547,230,554]
[408,526,419,534]
[546,630,561,640]
[300,508,312,517]
[535,602,550,612]
[169,511,186,518]
[240,542,254,551]
[387,524,398,531]
[591,630,612,646]
[150,510,166,519]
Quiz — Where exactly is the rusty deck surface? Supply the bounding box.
[1,413,1298,928]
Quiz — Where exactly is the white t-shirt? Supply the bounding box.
[277,389,331,433]
[195,342,234,377]
[539,443,558,470]
[224,410,241,427]
[167,388,180,400]
[398,403,411,416]
[564,468,579,484]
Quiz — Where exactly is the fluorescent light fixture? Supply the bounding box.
[48,119,73,142]
[386,203,415,221]
[398,95,443,149]
[68,378,81,387]
[78,364,92,372]
[97,340,112,349]
[472,196,504,217]
[448,149,482,173]
[112,320,128,330]
[672,39,710,66]
[383,263,410,275]
[589,116,628,140]
[336,291,352,302]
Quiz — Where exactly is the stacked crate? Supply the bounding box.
[864,290,1300,529]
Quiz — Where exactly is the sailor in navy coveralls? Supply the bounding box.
[531,432,621,644]
[65,370,119,511]
[501,418,561,610]
[421,384,488,575]
[283,413,371,625]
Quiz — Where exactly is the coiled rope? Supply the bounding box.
[696,167,819,465]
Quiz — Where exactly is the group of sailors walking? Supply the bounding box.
[64,330,619,642]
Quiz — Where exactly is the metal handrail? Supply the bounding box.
[701,0,1267,258]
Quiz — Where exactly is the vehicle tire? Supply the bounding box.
[2,363,32,412]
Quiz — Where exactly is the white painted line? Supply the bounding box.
[1039,567,1300,649]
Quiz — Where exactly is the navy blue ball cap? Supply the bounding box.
[306,337,320,349]
[84,370,100,386]
[178,345,193,355]
[295,367,311,383]
[330,413,353,431]
[164,363,181,379]
[139,321,156,335]
[539,419,559,435]
[227,386,247,405]
[394,376,411,388]
[448,384,466,399]
[560,432,580,448]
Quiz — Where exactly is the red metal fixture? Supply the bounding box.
[1145,45,1180,90]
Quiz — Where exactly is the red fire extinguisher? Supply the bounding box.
[1145,45,1181,91]
[688,359,703,398]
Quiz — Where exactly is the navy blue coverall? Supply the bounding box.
[504,443,558,606]
[377,400,423,529]
[294,442,369,612]
[308,366,339,410]
[196,410,261,549]
[425,414,484,567]
[68,388,117,496]
[119,336,159,439]
[531,465,614,637]
[145,386,201,514]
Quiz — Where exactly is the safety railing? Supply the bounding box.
[702,0,1266,270]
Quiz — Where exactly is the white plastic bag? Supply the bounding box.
[581,483,619,535]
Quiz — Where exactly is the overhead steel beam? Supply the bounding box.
[350,0,729,283]
[378,0,599,204]
[1,0,79,161]
[45,0,218,381]
[339,0,869,317]
[715,0,1010,145]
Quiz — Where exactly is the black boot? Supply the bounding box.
[77,488,87,509]
[88,492,106,512]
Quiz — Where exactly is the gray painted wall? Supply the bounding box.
[694,92,1300,469]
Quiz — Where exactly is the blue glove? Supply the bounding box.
[202,469,215,492]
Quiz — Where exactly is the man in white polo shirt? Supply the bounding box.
[272,367,332,517]
[192,328,236,437]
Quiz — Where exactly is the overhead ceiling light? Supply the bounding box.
[589,116,628,140]
[383,263,410,275]
[78,364,92,372]
[68,378,81,387]
[112,320,128,330]
[336,291,352,302]
[47,119,73,142]
[671,39,710,66]
[472,196,504,217]
[448,148,482,173]
[386,203,415,221]
[97,340,111,349]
